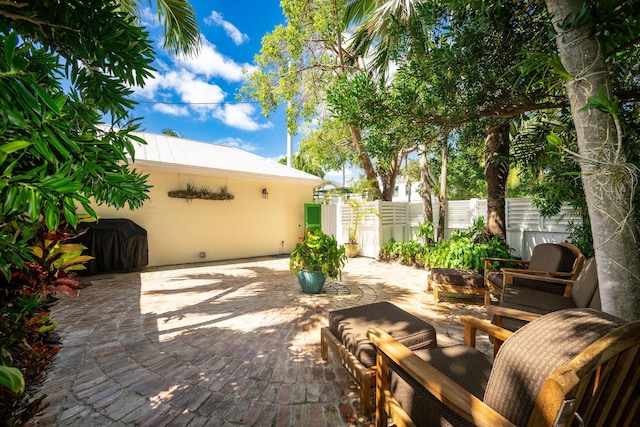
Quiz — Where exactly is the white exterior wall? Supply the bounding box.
[392,181,421,202]
[90,168,316,267]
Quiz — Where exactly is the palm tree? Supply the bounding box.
[118,0,200,54]
[344,0,422,75]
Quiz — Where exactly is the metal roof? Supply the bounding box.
[128,131,325,185]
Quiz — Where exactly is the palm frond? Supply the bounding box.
[151,0,200,55]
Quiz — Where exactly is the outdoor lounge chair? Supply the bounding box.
[483,242,585,296]
[320,302,437,415]
[368,308,640,427]
[489,257,600,336]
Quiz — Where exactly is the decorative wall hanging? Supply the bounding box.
[168,183,234,201]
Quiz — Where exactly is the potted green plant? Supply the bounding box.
[289,230,347,294]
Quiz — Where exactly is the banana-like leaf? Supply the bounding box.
[58,255,94,270]
[0,366,25,394]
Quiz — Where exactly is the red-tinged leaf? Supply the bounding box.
[54,276,79,285]
[53,284,79,296]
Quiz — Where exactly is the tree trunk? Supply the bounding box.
[405,158,412,203]
[380,154,403,201]
[418,144,433,243]
[419,145,435,243]
[546,0,640,320]
[436,143,449,242]
[484,121,510,242]
[349,126,383,199]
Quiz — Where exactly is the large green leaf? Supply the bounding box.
[0,366,25,394]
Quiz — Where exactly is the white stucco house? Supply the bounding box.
[88,131,324,267]
[392,177,421,202]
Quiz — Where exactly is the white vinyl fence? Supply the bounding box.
[322,198,582,260]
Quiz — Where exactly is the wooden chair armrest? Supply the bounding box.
[486,305,543,323]
[501,270,575,296]
[483,257,528,265]
[501,268,573,279]
[460,315,513,357]
[367,328,516,427]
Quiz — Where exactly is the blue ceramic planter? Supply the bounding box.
[297,270,326,294]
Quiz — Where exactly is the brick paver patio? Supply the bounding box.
[33,256,492,426]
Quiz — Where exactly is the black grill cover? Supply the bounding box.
[75,219,148,274]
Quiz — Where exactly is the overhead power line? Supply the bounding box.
[137,100,261,105]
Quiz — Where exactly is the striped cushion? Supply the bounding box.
[483,308,625,426]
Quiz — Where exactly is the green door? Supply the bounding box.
[304,203,322,232]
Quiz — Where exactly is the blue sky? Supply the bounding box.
[131,2,293,161]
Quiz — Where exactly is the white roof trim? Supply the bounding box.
[128,131,325,186]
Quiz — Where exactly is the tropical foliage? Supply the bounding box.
[0,0,199,422]
[289,230,347,280]
[380,218,513,272]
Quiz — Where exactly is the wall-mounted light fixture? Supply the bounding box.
[262,188,269,199]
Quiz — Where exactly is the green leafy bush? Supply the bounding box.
[567,220,595,258]
[380,218,514,271]
[290,230,347,280]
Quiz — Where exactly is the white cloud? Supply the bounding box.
[135,70,164,100]
[323,168,356,186]
[163,70,226,105]
[175,37,257,82]
[139,7,161,28]
[212,103,273,131]
[152,103,189,116]
[135,69,226,113]
[135,70,269,131]
[204,11,249,46]
[131,31,269,132]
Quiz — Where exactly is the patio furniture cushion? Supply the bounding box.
[527,242,578,272]
[498,287,577,332]
[496,258,600,332]
[429,268,490,305]
[500,287,577,312]
[511,243,579,294]
[569,257,599,308]
[389,345,493,427]
[328,301,437,368]
[486,243,581,294]
[483,308,626,426]
[430,268,484,288]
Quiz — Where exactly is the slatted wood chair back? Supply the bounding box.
[369,308,640,427]
[529,315,640,426]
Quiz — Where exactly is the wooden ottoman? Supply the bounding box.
[428,268,489,306]
[320,301,437,415]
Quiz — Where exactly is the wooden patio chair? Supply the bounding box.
[368,308,640,427]
[489,258,600,335]
[483,242,585,296]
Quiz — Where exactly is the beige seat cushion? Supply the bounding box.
[570,258,598,308]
